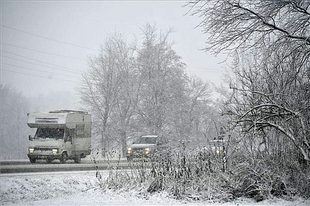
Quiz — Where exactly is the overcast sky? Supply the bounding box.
[1,0,229,109]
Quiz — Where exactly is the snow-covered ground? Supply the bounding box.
[0,171,309,206]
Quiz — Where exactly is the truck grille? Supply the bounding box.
[34,148,52,152]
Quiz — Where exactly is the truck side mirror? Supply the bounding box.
[29,135,34,140]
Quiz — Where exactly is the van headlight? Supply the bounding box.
[29,147,34,153]
[52,148,58,154]
[144,148,150,155]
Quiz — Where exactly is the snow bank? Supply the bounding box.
[0,171,98,205]
[0,171,309,206]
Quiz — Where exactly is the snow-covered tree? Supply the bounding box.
[80,35,137,156]
[189,0,310,163]
[0,84,29,159]
[135,24,187,136]
[80,26,214,156]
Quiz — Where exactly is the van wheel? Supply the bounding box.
[60,152,68,164]
[74,155,81,163]
[29,158,36,163]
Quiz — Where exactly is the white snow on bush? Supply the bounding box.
[0,171,309,206]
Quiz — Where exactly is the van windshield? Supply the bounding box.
[35,128,64,140]
[134,136,157,144]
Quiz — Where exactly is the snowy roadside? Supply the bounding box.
[0,171,309,206]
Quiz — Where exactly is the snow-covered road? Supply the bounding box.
[0,171,309,206]
[0,159,131,173]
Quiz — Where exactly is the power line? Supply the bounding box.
[2,68,79,84]
[1,24,97,52]
[1,42,86,61]
[2,62,80,79]
[2,55,82,75]
[1,50,81,74]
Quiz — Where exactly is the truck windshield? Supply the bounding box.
[134,137,157,144]
[34,128,64,140]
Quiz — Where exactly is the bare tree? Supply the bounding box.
[80,35,136,157]
[81,26,217,156]
[173,75,212,144]
[189,0,310,60]
[110,39,139,157]
[189,0,310,162]
[136,24,187,135]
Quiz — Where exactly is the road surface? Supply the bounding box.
[0,159,149,174]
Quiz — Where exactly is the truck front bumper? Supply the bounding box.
[28,153,62,160]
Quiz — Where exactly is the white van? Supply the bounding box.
[27,110,91,163]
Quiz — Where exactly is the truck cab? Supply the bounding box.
[27,110,91,163]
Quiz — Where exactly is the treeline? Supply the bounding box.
[0,84,29,159]
[188,0,310,199]
[98,0,310,201]
[80,25,218,157]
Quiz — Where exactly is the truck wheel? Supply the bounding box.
[29,158,36,163]
[60,152,68,164]
[74,155,81,163]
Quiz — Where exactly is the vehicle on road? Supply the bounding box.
[126,135,168,161]
[27,110,91,164]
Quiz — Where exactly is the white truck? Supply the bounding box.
[27,110,91,163]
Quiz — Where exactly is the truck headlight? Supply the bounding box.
[145,148,150,154]
[127,148,132,154]
[29,147,34,153]
[52,148,58,154]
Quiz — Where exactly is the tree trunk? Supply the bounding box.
[121,131,127,157]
